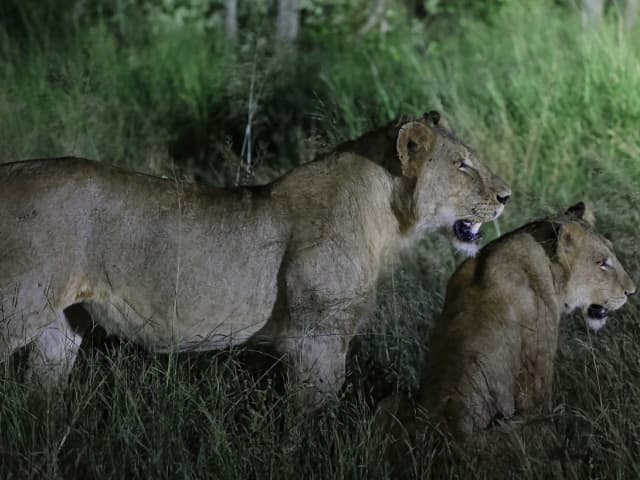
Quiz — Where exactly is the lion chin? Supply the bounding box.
[586,317,608,331]
[585,304,610,331]
[451,220,483,256]
[452,238,481,257]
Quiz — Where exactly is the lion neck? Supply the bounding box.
[516,220,574,310]
[390,176,417,235]
[550,261,573,312]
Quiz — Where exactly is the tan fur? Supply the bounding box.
[379,204,636,447]
[0,113,509,403]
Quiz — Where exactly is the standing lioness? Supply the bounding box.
[0,112,509,404]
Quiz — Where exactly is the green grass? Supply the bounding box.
[1,0,640,478]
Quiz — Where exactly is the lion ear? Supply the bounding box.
[396,121,435,178]
[423,110,450,130]
[565,201,585,218]
[557,221,585,254]
[565,201,595,227]
[387,114,412,140]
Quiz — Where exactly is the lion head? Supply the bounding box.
[557,202,637,331]
[395,111,511,255]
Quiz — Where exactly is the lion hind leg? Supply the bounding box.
[27,311,83,389]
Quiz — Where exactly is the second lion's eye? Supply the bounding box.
[599,259,611,270]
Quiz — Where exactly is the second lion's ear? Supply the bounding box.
[557,221,585,256]
[565,201,595,227]
[565,201,585,218]
[396,122,434,178]
[424,110,440,125]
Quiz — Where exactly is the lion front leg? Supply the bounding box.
[277,240,377,407]
[282,329,350,406]
[280,297,374,406]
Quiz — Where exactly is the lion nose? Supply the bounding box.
[626,286,637,297]
[497,194,511,205]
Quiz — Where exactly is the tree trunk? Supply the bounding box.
[624,0,639,29]
[225,0,237,41]
[276,0,300,43]
[582,0,605,26]
[359,0,388,35]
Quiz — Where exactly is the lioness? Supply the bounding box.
[0,112,509,404]
[379,202,635,451]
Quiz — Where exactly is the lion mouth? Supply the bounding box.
[585,304,609,332]
[453,220,483,243]
[587,304,609,320]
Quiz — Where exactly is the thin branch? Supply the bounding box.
[236,54,258,186]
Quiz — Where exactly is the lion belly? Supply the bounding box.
[82,273,281,352]
[93,227,286,351]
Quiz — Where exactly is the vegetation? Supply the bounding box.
[1,0,639,478]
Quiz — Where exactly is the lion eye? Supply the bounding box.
[598,259,611,270]
[458,159,471,170]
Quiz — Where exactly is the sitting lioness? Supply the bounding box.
[380,202,635,447]
[373,203,636,476]
[0,111,510,404]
